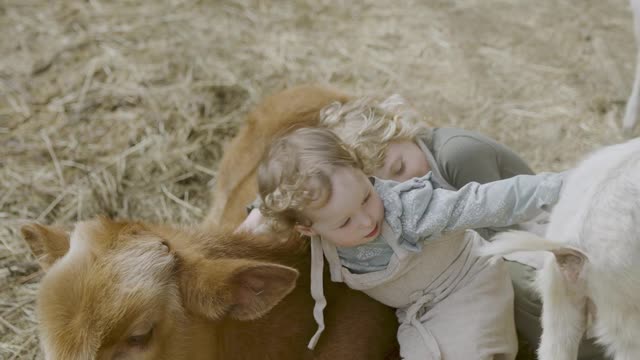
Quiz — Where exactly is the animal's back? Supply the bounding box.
[548,138,640,272]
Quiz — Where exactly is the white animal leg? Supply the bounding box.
[536,262,587,360]
[622,51,640,130]
[623,0,640,130]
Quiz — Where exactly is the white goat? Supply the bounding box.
[479,137,640,360]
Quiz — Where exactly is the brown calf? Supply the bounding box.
[24,85,398,360]
[203,84,398,358]
[24,216,397,359]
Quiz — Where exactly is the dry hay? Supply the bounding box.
[0,0,636,358]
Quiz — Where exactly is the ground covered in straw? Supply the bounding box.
[1,0,637,358]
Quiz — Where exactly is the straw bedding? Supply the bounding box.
[1,0,636,358]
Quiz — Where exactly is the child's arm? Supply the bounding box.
[432,129,535,188]
[398,172,565,244]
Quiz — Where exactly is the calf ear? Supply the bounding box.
[551,247,587,282]
[21,223,70,270]
[180,258,299,321]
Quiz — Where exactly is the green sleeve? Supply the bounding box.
[433,128,534,189]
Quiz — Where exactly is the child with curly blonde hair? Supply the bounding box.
[256,126,565,359]
[318,94,537,187]
[314,94,607,359]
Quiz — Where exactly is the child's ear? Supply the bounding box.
[294,224,317,237]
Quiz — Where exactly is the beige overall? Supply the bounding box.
[309,227,518,360]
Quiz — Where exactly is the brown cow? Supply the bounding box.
[203,84,398,357]
[24,85,398,359]
[23,215,397,359]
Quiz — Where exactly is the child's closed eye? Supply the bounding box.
[339,218,351,228]
[393,161,405,176]
[362,192,371,205]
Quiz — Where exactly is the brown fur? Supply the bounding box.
[27,84,398,360]
[204,84,352,229]
[204,84,399,359]
[27,217,306,359]
[26,216,397,359]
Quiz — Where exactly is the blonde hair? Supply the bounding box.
[257,127,363,231]
[319,94,430,174]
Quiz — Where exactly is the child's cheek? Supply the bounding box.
[374,196,384,222]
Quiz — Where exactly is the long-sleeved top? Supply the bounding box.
[424,127,534,189]
[336,171,564,273]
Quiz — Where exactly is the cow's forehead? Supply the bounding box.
[51,220,176,298]
[38,221,179,358]
[60,219,131,266]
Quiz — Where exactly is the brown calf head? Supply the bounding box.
[22,217,298,360]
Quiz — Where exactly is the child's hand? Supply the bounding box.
[235,208,268,234]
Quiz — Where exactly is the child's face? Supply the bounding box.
[373,140,430,182]
[297,167,384,248]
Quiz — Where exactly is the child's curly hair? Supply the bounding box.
[257,127,363,231]
[319,94,430,174]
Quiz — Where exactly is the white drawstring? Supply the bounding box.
[321,238,343,282]
[308,236,327,350]
[402,291,441,360]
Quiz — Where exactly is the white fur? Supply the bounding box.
[62,223,93,266]
[623,0,640,130]
[480,137,640,360]
[479,231,569,256]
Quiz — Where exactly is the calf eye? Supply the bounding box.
[127,326,154,347]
